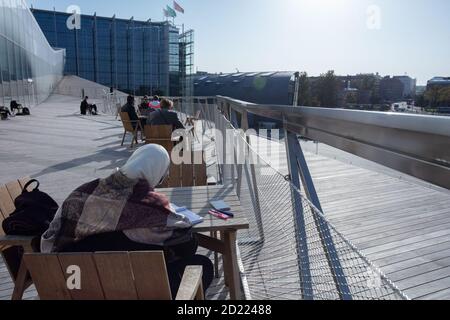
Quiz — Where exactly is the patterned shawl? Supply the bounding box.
[41,170,192,253]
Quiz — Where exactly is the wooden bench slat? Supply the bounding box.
[129,251,172,300]
[0,185,15,217]
[145,125,174,153]
[58,253,105,300]
[23,254,72,300]
[5,180,23,202]
[0,206,5,236]
[195,163,207,186]
[93,252,138,300]
[18,177,33,192]
[175,266,204,301]
[168,163,182,188]
[182,163,194,187]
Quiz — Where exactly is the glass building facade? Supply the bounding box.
[179,29,194,97]
[0,0,64,108]
[32,8,193,96]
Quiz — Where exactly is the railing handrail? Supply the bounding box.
[171,95,450,190]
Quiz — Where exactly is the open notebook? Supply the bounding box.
[170,204,204,225]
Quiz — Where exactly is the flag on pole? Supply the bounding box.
[163,8,169,18]
[173,1,185,14]
[166,5,177,18]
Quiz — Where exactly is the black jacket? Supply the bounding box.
[121,102,139,122]
[147,109,185,131]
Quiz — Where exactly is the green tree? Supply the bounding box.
[437,87,450,106]
[317,70,340,107]
[425,87,441,108]
[297,72,312,106]
[415,94,427,108]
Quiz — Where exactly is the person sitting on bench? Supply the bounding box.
[10,101,21,114]
[40,144,214,297]
[147,98,185,131]
[122,95,146,128]
[80,96,98,115]
[0,106,11,120]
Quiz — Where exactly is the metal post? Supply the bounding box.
[285,130,352,300]
[93,13,98,83]
[284,129,313,300]
[241,110,265,243]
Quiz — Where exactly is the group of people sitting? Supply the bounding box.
[140,95,163,112]
[121,95,185,132]
[0,101,30,119]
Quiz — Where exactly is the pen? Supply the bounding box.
[215,209,234,218]
[208,210,229,220]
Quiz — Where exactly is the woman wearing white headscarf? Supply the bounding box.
[41,144,214,295]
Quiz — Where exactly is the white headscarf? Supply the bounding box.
[120,144,170,188]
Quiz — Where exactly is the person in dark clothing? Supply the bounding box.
[61,231,214,298]
[87,103,98,115]
[0,106,12,120]
[45,145,214,298]
[80,96,98,115]
[80,96,88,115]
[147,98,185,131]
[10,101,21,113]
[121,95,146,128]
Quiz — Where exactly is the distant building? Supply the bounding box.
[194,71,297,105]
[394,76,417,98]
[31,8,194,96]
[427,77,450,90]
[379,76,406,102]
[416,86,426,95]
[378,76,416,102]
[0,1,64,108]
[194,71,298,129]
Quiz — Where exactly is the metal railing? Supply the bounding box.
[172,96,411,300]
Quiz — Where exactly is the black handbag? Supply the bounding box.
[2,179,59,236]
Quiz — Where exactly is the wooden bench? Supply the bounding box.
[160,151,207,188]
[23,251,204,300]
[144,125,175,153]
[119,112,143,148]
[0,177,38,300]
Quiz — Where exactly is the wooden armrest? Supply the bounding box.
[0,235,36,250]
[175,266,204,300]
[123,120,139,124]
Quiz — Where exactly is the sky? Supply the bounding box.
[28,0,450,85]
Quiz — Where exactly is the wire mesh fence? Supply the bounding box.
[173,97,409,300]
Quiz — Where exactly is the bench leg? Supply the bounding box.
[212,231,220,279]
[11,260,29,300]
[223,230,242,300]
[121,131,126,146]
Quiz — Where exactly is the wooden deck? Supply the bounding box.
[252,137,450,300]
[1,94,450,300]
[0,94,229,300]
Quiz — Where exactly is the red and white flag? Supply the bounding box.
[173,1,185,14]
